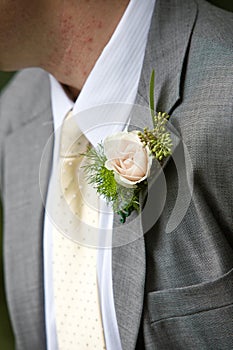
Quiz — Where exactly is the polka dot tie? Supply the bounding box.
[52,111,106,349]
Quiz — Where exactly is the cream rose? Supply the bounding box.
[104,131,152,188]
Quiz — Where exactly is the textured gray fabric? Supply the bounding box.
[139,0,233,349]
[0,0,233,349]
[0,69,53,350]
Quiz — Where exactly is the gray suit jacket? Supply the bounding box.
[0,0,233,349]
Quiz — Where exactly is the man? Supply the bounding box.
[0,0,233,349]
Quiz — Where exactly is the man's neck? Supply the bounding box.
[40,0,130,98]
[62,84,80,102]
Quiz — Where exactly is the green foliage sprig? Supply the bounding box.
[138,69,172,161]
[138,112,172,161]
[82,144,117,202]
[82,144,142,223]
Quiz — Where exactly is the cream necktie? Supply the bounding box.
[52,111,106,350]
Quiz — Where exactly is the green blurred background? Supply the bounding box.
[0,72,15,350]
[0,1,233,349]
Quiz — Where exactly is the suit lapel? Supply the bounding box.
[137,0,197,115]
[4,106,53,349]
[112,0,197,348]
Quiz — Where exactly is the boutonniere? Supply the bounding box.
[83,71,172,223]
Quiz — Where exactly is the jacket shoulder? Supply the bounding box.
[0,68,51,194]
[0,68,51,130]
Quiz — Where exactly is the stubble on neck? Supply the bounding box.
[40,0,130,99]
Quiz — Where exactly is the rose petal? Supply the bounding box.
[104,131,152,188]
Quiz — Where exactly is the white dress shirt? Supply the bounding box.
[44,0,156,349]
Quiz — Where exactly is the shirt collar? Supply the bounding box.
[49,0,156,147]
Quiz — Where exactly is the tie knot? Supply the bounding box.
[60,110,89,157]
